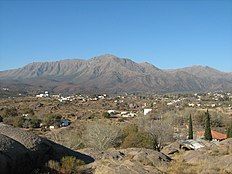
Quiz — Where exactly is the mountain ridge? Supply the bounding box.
[0,54,232,94]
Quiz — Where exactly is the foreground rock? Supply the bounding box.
[0,123,94,174]
[179,138,232,174]
[80,148,171,174]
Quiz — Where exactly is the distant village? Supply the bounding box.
[0,88,232,148]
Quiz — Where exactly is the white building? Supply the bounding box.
[144,108,152,116]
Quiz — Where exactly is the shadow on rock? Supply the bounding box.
[0,123,94,174]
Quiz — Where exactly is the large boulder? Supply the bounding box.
[80,148,171,174]
[0,134,32,174]
[0,123,52,169]
[181,139,232,173]
[161,141,180,155]
[0,124,94,174]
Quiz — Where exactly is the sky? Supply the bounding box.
[0,0,232,72]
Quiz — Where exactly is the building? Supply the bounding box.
[144,109,152,115]
[60,119,71,127]
[196,130,227,141]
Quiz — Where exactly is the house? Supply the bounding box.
[36,91,50,98]
[49,125,55,129]
[144,109,152,115]
[107,110,116,114]
[196,130,227,141]
[121,112,136,118]
[60,119,71,127]
[188,103,195,107]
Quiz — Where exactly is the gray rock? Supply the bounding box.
[0,124,94,174]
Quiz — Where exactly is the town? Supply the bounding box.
[1,89,232,173]
[1,90,232,138]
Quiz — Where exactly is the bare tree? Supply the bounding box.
[83,121,121,151]
[137,117,174,151]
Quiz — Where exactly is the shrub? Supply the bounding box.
[12,116,25,127]
[167,159,197,174]
[47,156,84,174]
[193,110,205,127]
[83,121,122,151]
[211,115,224,127]
[3,117,14,125]
[21,107,34,115]
[43,114,61,126]
[61,156,77,174]
[137,117,174,150]
[47,160,60,172]
[102,112,110,118]
[2,107,18,117]
[122,124,138,137]
[23,117,41,128]
[121,131,154,149]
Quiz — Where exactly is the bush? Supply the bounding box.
[47,160,60,172]
[193,111,205,127]
[61,156,79,174]
[123,124,138,137]
[47,156,84,174]
[21,107,34,115]
[3,117,14,125]
[121,131,154,149]
[137,117,174,150]
[43,114,61,126]
[102,112,110,118]
[83,121,122,151]
[211,115,224,127]
[2,107,18,117]
[23,116,41,128]
[12,116,25,127]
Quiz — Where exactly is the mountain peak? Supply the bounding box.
[0,55,232,94]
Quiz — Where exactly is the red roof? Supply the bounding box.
[197,130,227,140]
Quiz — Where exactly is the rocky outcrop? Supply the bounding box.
[80,148,171,174]
[0,134,32,174]
[181,138,232,173]
[0,123,94,174]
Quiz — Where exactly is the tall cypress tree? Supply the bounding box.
[204,110,212,141]
[227,122,232,138]
[188,114,193,139]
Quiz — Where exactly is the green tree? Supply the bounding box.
[188,114,193,139]
[204,110,212,141]
[227,122,232,138]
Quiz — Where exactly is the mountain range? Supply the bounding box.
[0,54,232,95]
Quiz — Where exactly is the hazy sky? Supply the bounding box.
[0,0,232,71]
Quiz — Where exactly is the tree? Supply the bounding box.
[188,114,193,139]
[227,122,232,138]
[137,117,174,151]
[204,110,212,141]
[83,121,122,151]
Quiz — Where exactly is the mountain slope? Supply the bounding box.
[0,54,231,94]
